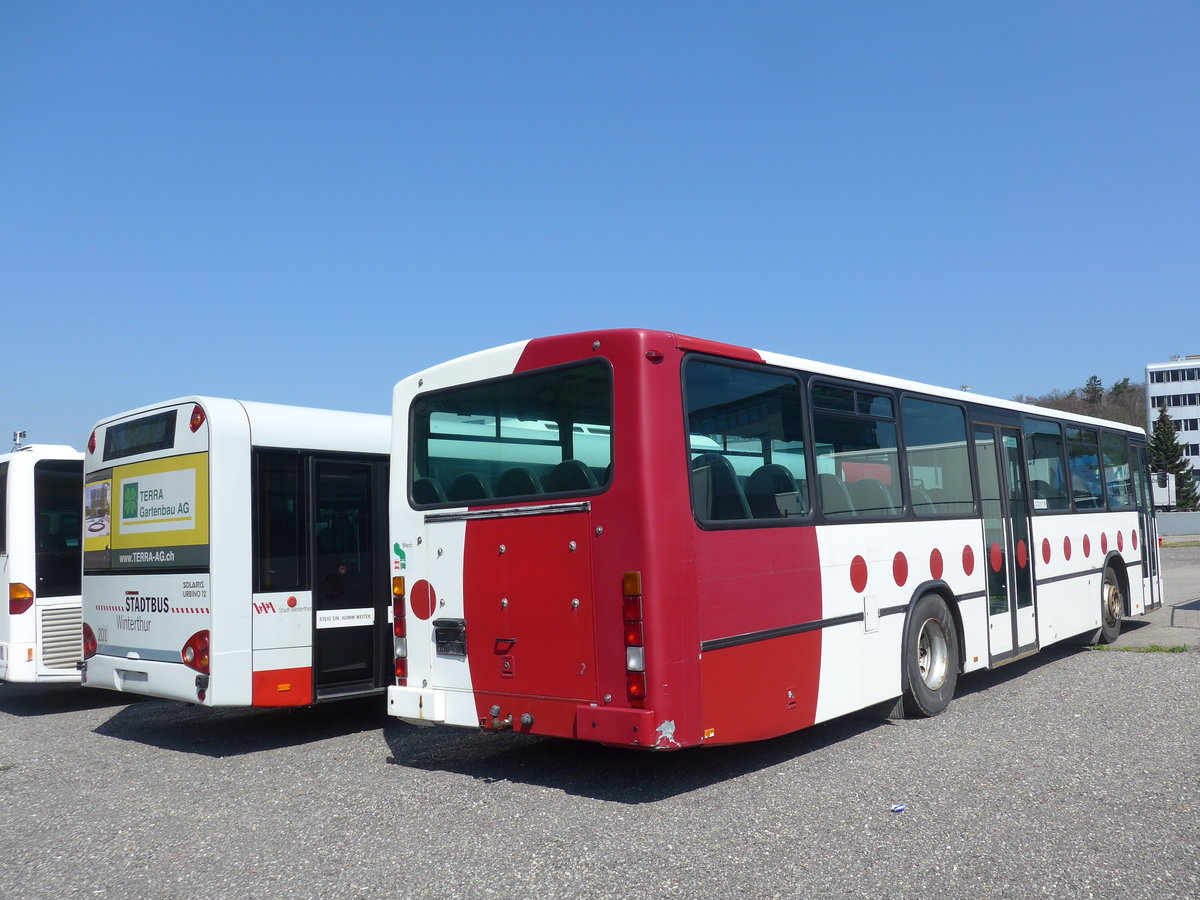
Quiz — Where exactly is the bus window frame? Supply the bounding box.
[1022,417,1072,515]
[810,376,904,523]
[898,392,978,519]
[407,358,616,510]
[681,354,815,531]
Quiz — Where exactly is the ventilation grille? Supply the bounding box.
[40,605,82,670]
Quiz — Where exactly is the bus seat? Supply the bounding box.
[847,478,897,517]
[544,459,597,493]
[447,472,493,503]
[746,464,804,518]
[911,485,938,516]
[496,466,542,498]
[1030,479,1069,510]
[818,474,856,518]
[690,453,751,520]
[413,477,447,505]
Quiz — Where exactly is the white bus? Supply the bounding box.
[385,329,1162,748]
[81,398,391,707]
[0,443,84,683]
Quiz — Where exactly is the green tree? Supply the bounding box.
[1150,405,1199,510]
[1012,376,1146,428]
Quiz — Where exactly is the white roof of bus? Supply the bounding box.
[755,346,1146,436]
[0,444,82,464]
[93,397,389,454]
[398,330,1146,439]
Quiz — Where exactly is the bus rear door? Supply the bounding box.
[312,457,390,699]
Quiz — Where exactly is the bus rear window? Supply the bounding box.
[104,410,178,461]
[411,362,613,506]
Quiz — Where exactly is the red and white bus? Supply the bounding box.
[385,329,1161,748]
[0,443,84,683]
[81,398,391,707]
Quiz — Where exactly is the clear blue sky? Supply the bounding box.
[3,2,1197,447]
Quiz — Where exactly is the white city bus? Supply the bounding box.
[0,443,84,683]
[386,329,1162,748]
[81,398,390,707]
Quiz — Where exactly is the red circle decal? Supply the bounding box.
[1042,538,1051,565]
[1101,533,1109,554]
[1117,531,1124,552]
[850,555,868,593]
[929,548,944,580]
[1063,536,1072,561]
[990,542,1004,573]
[1083,534,1092,557]
[1132,530,1138,550]
[410,579,437,620]
[893,551,909,587]
[1016,540,1028,569]
[287,596,298,608]
[963,545,975,576]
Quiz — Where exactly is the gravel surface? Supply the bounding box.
[2,547,1198,899]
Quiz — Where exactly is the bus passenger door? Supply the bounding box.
[1131,446,1160,610]
[973,425,1038,664]
[311,458,389,698]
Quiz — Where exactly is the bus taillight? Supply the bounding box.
[9,583,34,616]
[392,576,407,686]
[189,405,206,432]
[181,631,210,674]
[87,429,97,454]
[622,571,646,707]
[82,623,98,660]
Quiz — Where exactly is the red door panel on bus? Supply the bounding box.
[462,512,598,703]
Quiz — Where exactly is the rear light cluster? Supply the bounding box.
[82,623,98,659]
[189,404,206,432]
[181,630,210,674]
[9,583,34,616]
[87,429,97,454]
[622,571,646,706]
[393,576,407,685]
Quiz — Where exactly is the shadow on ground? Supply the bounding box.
[91,693,389,758]
[382,709,889,804]
[379,643,1102,803]
[0,681,145,717]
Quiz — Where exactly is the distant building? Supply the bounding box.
[1146,355,1200,462]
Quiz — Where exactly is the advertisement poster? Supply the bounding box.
[84,452,210,570]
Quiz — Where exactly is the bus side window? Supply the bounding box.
[683,358,808,526]
[1023,420,1070,511]
[1101,433,1134,510]
[255,451,305,592]
[901,397,974,517]
[812,384,901,520]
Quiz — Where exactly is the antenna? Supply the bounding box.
[12,430,27,451]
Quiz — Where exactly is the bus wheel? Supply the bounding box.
[901,593,959,718]
[1098,567,1124,644]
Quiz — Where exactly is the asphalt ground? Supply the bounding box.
[2,546,1198,900]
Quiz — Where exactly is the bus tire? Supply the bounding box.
[901,593,959,718]
[1098,567,1124,644]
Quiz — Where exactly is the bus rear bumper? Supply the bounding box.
[83,654,206,704]
[387,684,447,724]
